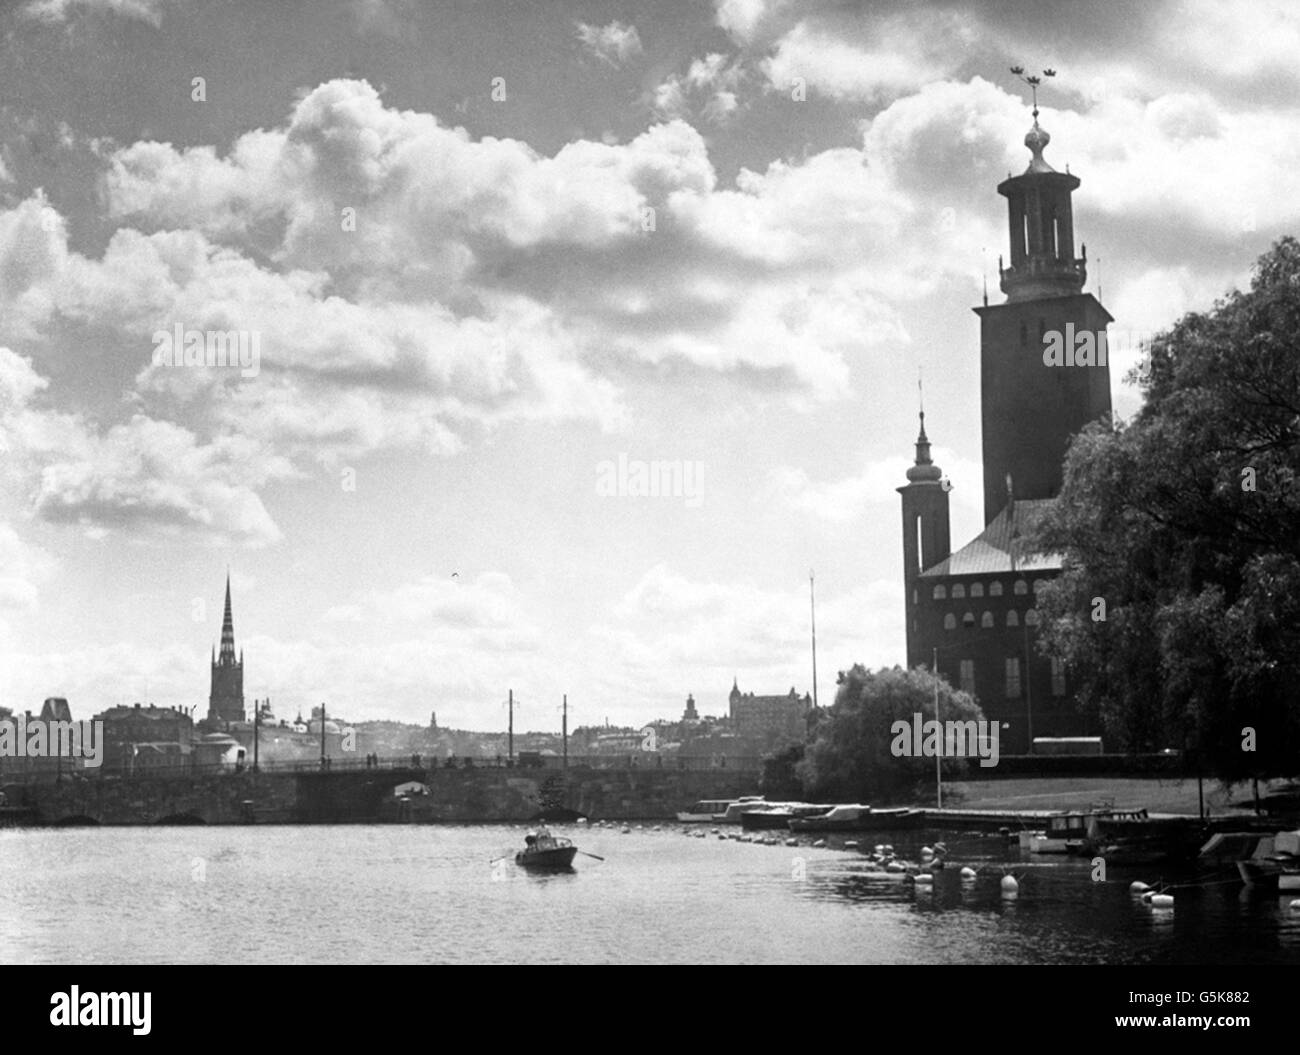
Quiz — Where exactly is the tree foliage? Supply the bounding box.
[1030,237,1300,781]
[797,665,983,804]
[759,743,805,800]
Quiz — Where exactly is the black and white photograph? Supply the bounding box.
[0,0,1297,1001]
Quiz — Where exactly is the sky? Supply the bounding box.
[0,0,1294,731]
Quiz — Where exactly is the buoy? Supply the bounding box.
[717,833,726,840]
[1150,893,1174,908]
[813,839,826,848]
[886,860,906,873]
[845,840,859,850]
[874,844,884,853]
[785,838,798,847]
[921,845,933,856]
[915,873,934,884]
[960,866,977,879]
[1001,874,1019,894]
[1130,881,1151,895]
[884,844,894,853]
[1289,900,1300,913]
[621,827,631,834]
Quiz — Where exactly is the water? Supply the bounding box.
[1,825,1297,964]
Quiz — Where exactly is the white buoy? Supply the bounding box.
[845,840,859,850]
[813,839,826,848]
[621,827,630,834]
[874,844,884,853]
[960,866,977,879]
[886,860,906,873]
[1130,881,1151,895]
[921,845,933,856]
[1001,874,1019,894]
[1289,900,1300,913]
[1150,893,1174,908]
[915,873,934,884]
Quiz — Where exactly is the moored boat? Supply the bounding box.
[677,796,763,823]
[788,804,915,833]
[739,803,834,831]
[1234,830,1300,890]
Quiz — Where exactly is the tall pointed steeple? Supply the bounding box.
[219,571,236,663]
[208,571,246,726]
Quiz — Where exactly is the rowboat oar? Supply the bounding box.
[577,851,605,861]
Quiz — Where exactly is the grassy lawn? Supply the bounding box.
[942,776,1277,815]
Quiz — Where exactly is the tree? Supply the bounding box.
[1030,237,1300,783]
[797,665,984,804]
[759,743,805,800]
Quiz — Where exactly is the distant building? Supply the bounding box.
[681,694,698,722]
[41,697,73,724]
[728,680,811,744]
[207,574,245,726]
[95,703,194,770]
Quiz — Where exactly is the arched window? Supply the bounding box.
[944,614,957,631]
[989,581,1003,597]
[970,582,984,598]
[933,585,947,600]
[1006,610,1019,627]
[981,611,994,628]
[1014,580,1029,596]
[1033,578,1048,594]
[952,584,966,599]
[1025,608,1040,626]
[962,611,976,629]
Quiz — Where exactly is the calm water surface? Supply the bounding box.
[2,825,1298,964]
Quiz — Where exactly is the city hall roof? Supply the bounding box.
[920,498,1063,577]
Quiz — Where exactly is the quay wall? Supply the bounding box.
[1,765,763,826]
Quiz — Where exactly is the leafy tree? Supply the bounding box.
[797,665,984,804]
[1030,237,1300,782]
[759,743,805,800]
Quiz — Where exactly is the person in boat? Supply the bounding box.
[536,825,554,849]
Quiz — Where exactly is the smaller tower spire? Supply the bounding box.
[906,381,943,483]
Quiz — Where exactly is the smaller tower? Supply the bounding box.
[898,410,951,667]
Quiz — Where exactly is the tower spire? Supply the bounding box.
[219,571,236,663]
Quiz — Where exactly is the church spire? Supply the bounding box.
[218,572,236,664]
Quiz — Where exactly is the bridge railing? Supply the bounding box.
[0,752,765,784]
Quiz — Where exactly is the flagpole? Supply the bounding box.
[933,646,942,809]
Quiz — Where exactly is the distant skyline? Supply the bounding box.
[1,0,1295,728]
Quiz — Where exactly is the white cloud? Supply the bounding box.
[576,21,643,67]
[22,0,173,25]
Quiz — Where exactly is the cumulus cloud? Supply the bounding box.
[576,20,643,67]
[22,0,173,25]
[652,53,746,123]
